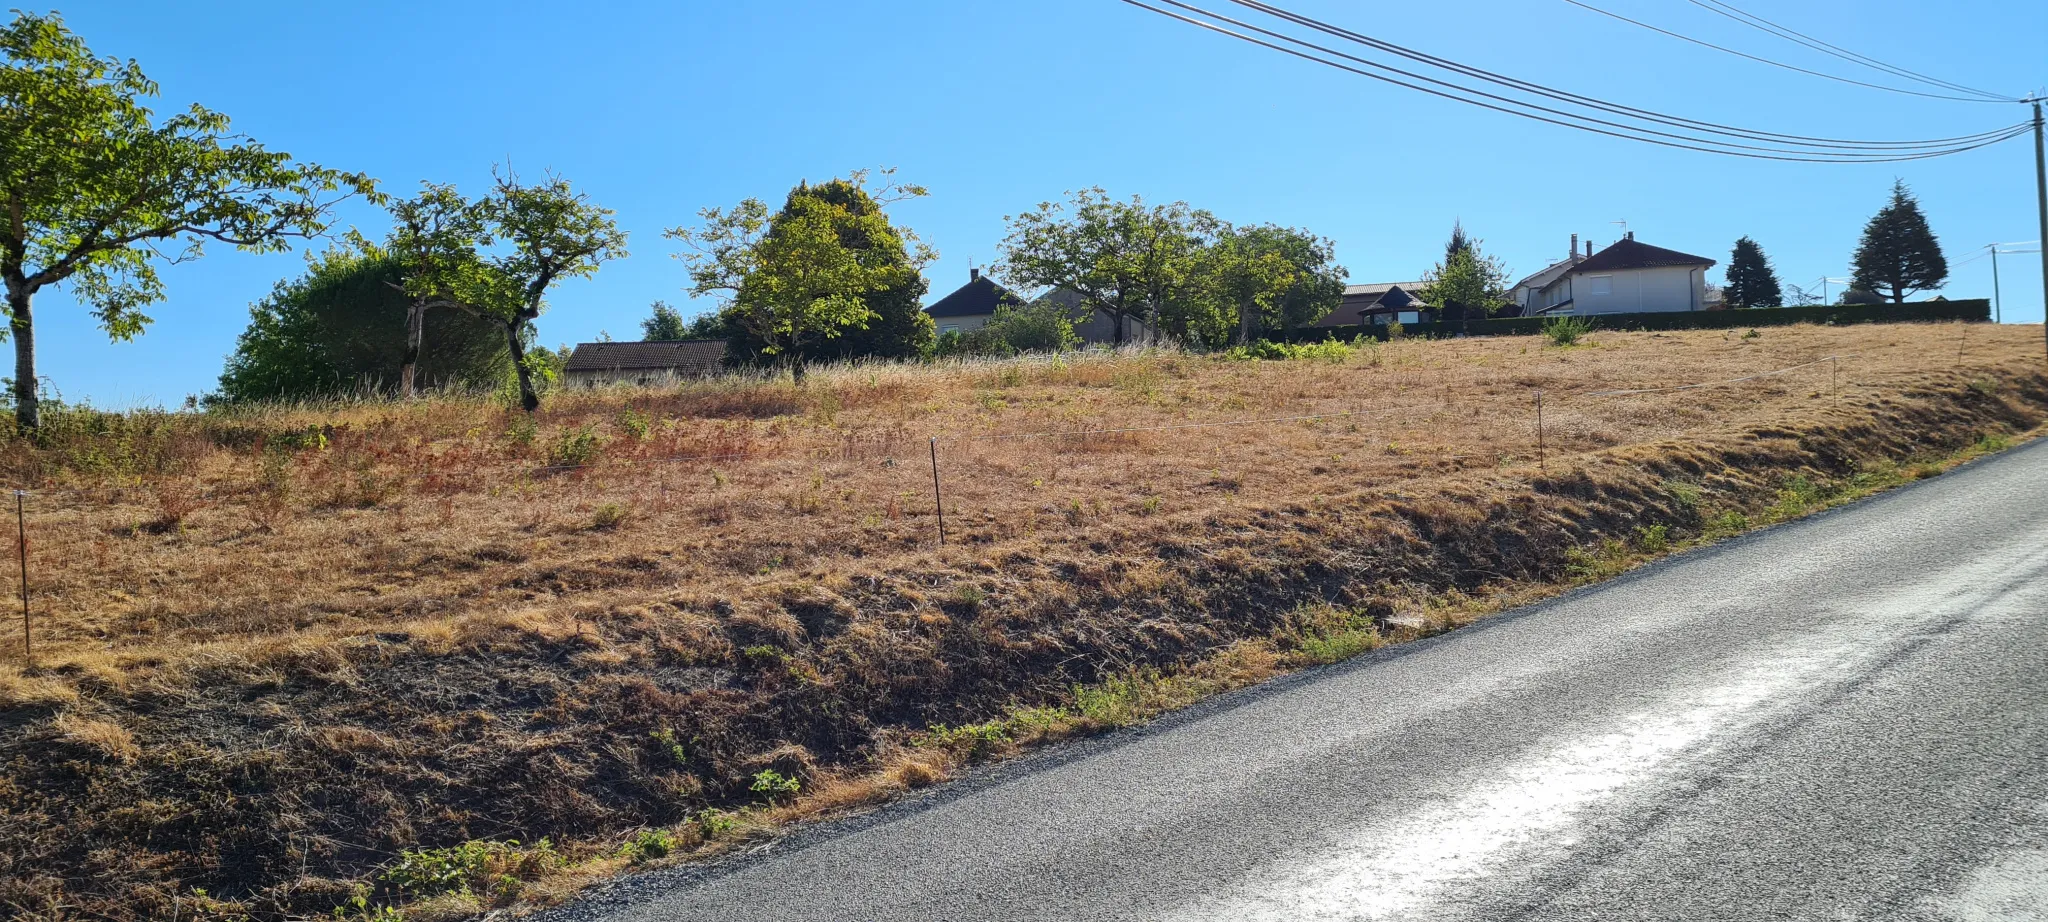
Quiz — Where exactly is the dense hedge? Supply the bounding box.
[1286,299,1991,342]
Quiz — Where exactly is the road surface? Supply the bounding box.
[549,438,2048,922]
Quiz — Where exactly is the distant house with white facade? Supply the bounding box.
[1530,234,1716,316]
[1512,234,1591,313]
[924,269,1150,345]
[563,340,727,387]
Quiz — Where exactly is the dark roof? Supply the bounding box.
[564,339,727,374]
[1314,283,1424,327]
[926,275,1026,318]
[1567,237,1715,276]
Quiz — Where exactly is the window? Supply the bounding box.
[1588,275,1613,296]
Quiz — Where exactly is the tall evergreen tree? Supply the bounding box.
[1443,220,1471,262]
[1850,180,1947,303]
[1723,236,1784,308]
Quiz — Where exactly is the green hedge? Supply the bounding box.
[1285,299,1991,342]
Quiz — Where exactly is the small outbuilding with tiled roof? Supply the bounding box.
[563,339,729,387]
[1531,233,1716,316]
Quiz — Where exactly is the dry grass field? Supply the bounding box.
[3,322,2046,920]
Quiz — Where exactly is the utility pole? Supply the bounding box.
[2033,97,2048,359]
[1990,245,2002,324]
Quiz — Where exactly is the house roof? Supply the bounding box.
[1511,255,1584,293]
[1342,281,1425,299]
[926,275,1026,318]
[564,339,728,374]
[1566,237,1715,276]
[1314,282,1426,327]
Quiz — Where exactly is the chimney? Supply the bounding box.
[1570,233,1578,260]
[1625,230,1635,241]
[970,266,981,282]
[1585,240,1593,258]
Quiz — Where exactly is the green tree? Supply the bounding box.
[1208,224,1346,343]
[1416,225,1511,317]
[1723,236,1784,308]
[214,246,511,402]
[0,11,379,428]
[379,183,493,396]
[642,301,689,341]
[997,188,1216,346]
[670,169,933,381]
[1850,180,1947,304]
[478,168,628,410]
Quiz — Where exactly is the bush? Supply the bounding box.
[548,425,604,468]
[939,301,1081,357]
[1225,339,1355,363]
[1543,315,1593,346]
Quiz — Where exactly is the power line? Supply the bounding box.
[1212,0,2024,150]
[1115,0,2032,162]
[1681,0,2019,102]
[1557,0,2010,104]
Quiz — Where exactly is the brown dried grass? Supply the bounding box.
[0,322,2044,921]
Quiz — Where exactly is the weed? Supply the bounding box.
[1973,432,2011,453]
[618,827,676,865]
[651,728,689,765]
[549,426,605,468]
[1543,316,1593,347]
[912,720,1010,761]
[1702,509,1750,538]
[1660,479,1702,514]
[739,645,787,669]
[694,809,741,840]
[505,416,538,449]
[749,769,801,801]
[381,839,558,901]
[591,502,629,530]
[1742,328,1762,339]
[615,408,652,441]
[949,583,986,610]
[1633,524,1671,553]
[331,893,405,921]
[1139,495,1163,516]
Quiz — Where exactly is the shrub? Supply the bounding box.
[590,503,629,530]
[381,839,558,901]
[749,769,801,801]
[1226,339,1354,363]
[618,828,676,865]
[549,426,605,468]
[1542,316,1593,346]
[615,408,651,441]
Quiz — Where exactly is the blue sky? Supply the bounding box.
[35,0,2048,407]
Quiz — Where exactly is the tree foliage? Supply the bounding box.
[214,246,511,403]
[1851,180,1947,304]
[1415,225,1511,316]
[1206,224,1345,344]
[997,188,1216,346]
[378,183,494,395]
[0,10,379,427]
[1723,236,1784,309]
[670,170,933,379]
[641,301,690,341]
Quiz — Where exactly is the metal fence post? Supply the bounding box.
[929,438,947,547]
[14,490,28,663]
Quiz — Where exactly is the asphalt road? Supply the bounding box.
[549,439,2048,922]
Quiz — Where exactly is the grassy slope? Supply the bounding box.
[1,323,2045,920]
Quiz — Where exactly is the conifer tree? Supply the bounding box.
[1850,180,1947,303]
[1723,236,1784,308]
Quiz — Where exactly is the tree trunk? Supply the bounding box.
[1237,301,1254,346]
[1114,312,1127,347]
[401,300,425,398]
[7,286,35,431]
[504,322,540,413]
[790,355,808,385]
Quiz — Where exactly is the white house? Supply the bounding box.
[1511,234,1590,313]
[1531,234,1716,316]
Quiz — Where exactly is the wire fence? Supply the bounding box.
[1,341,2001,661]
